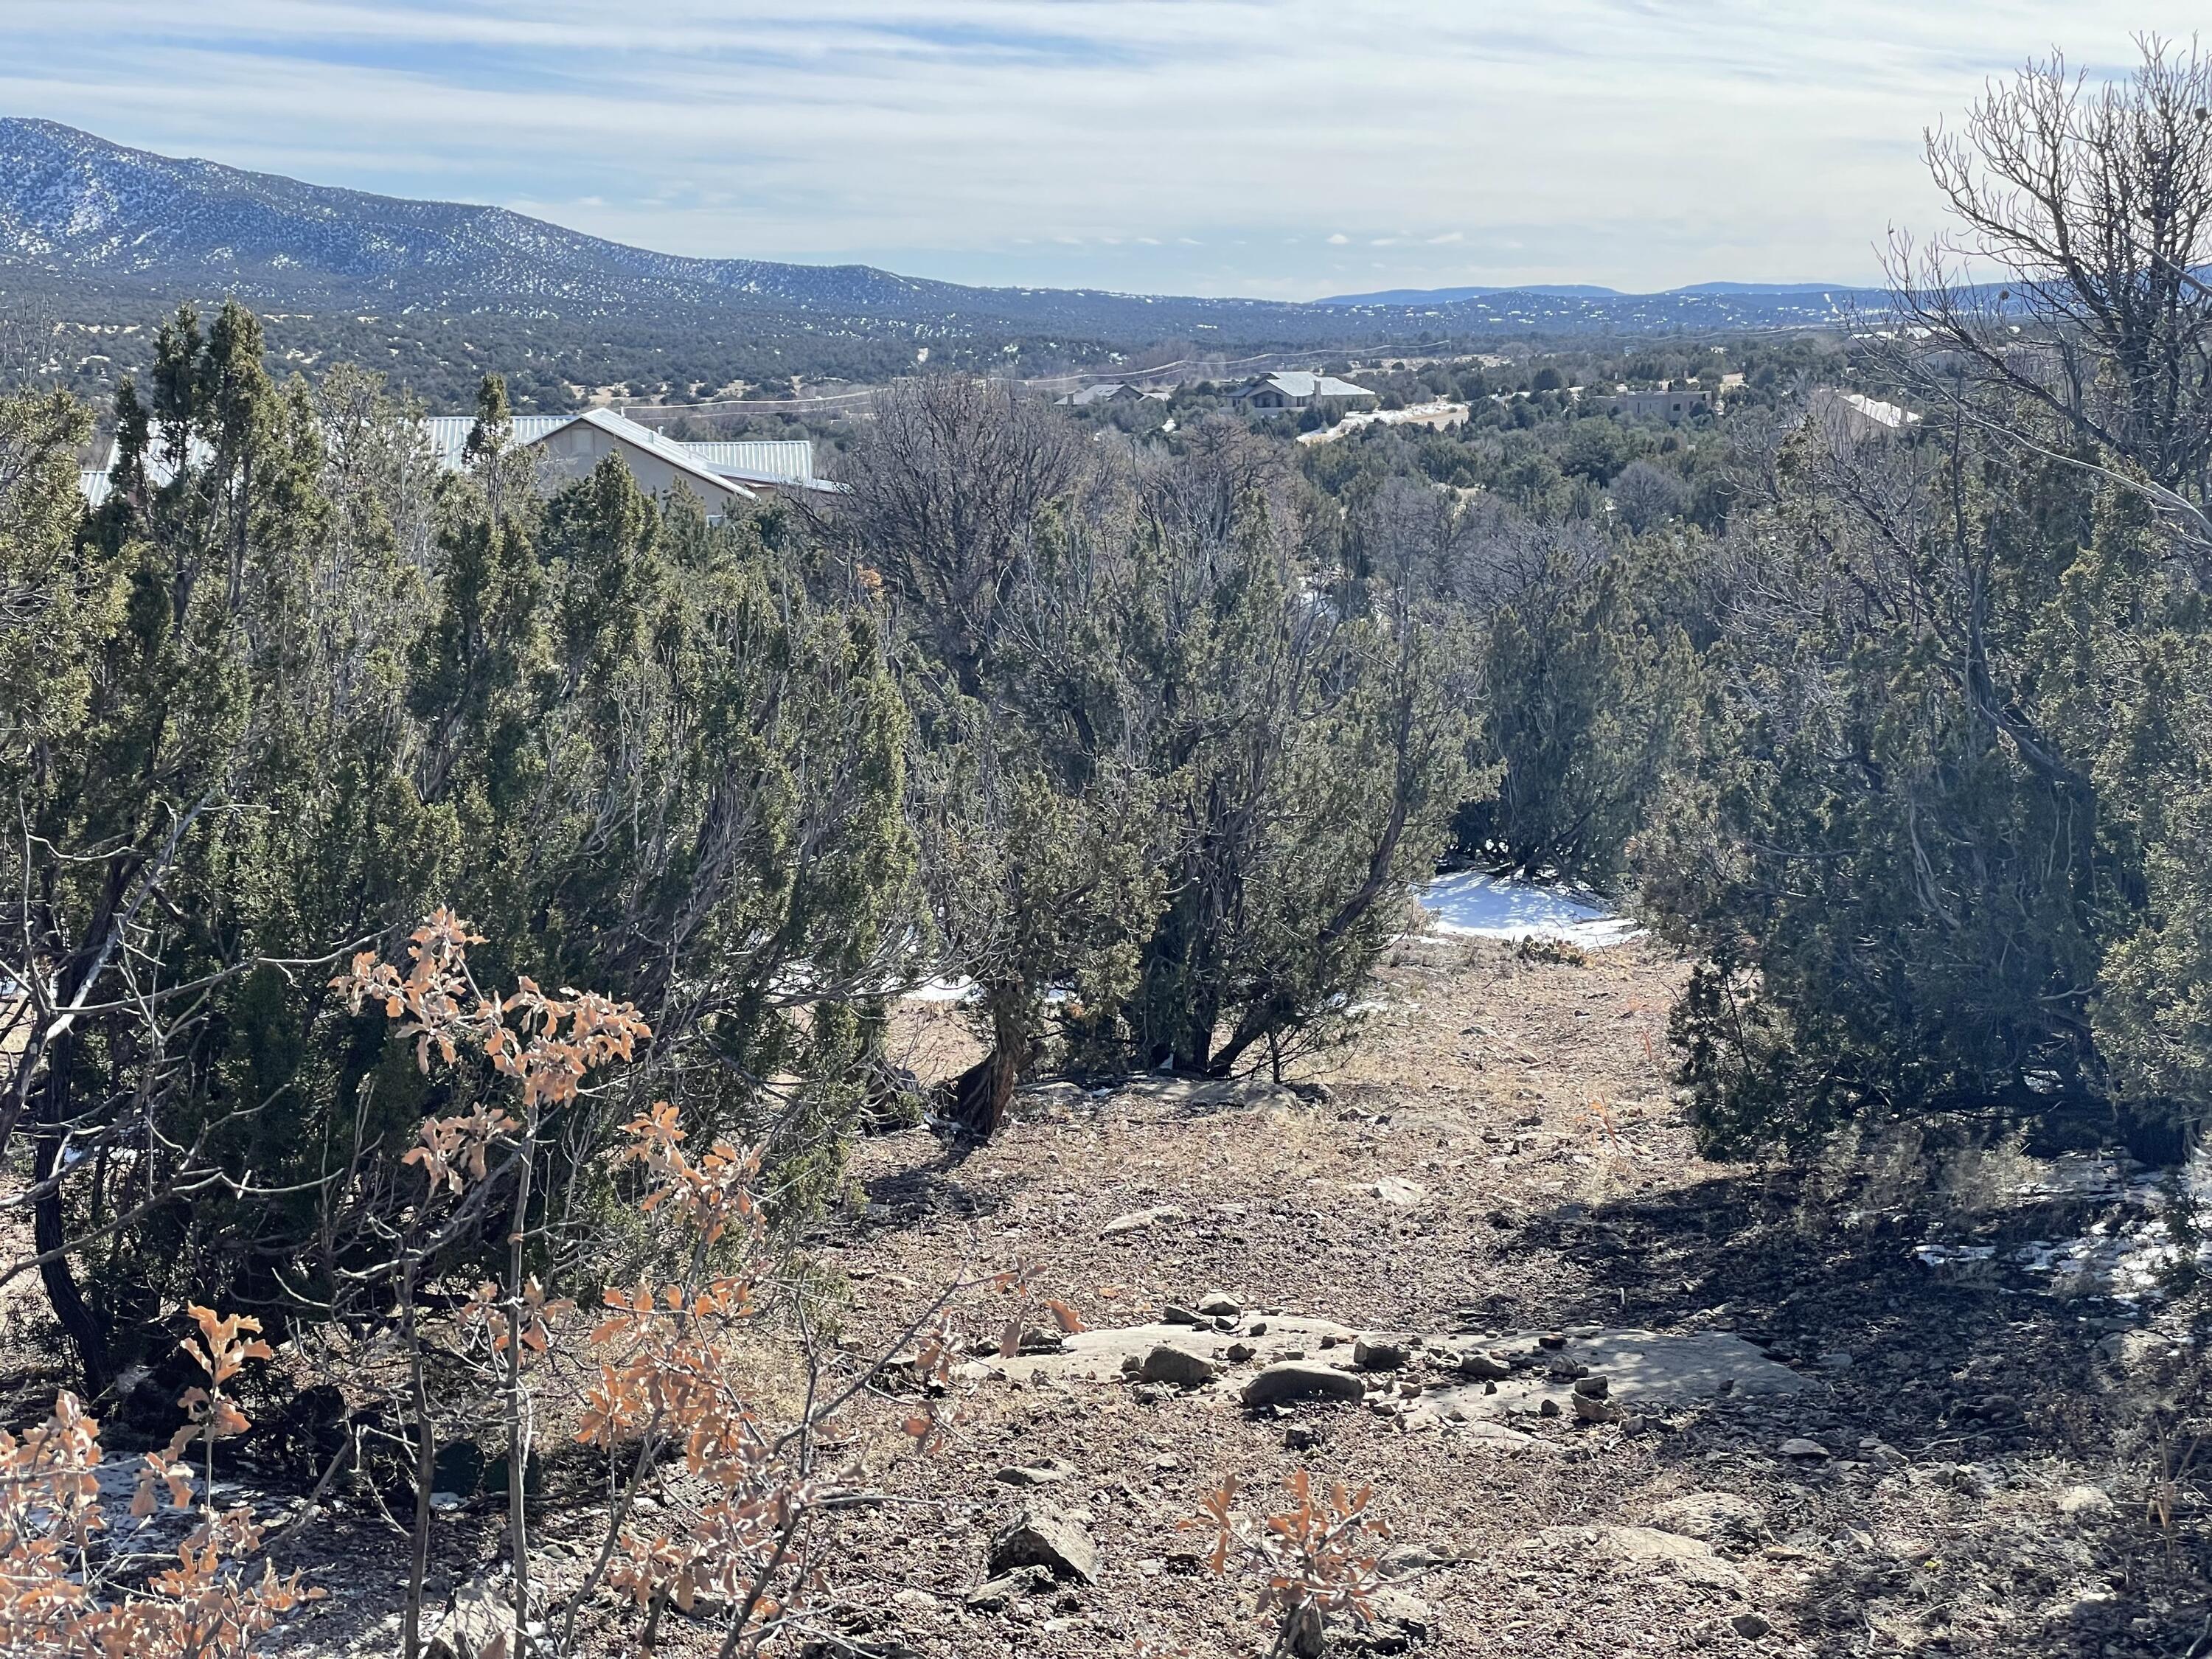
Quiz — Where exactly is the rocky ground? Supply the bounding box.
[10,928,2211,1657]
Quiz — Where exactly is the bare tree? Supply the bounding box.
[1888,38,2212,535]
[825,375,1089,697]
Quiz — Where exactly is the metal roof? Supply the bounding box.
[77,412,821,508]
[417,414,572,469]
[1234,371,1378,401]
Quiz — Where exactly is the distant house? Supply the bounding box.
[81,409,830,520]
[1607,385,1714,422]
[1809,388,1920,444]
[422,408,757,518]
[1057,381,1147,407]
[1228,371,1380,416]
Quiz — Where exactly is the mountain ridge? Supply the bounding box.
[0,118,1886,361]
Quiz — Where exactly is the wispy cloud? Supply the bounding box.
[1,2,2199,296]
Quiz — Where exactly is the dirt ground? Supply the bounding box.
[12,929,2211,1657]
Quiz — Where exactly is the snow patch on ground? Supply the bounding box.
[1418,872,1639,947]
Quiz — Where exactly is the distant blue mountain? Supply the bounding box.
[1317,284,1626,305]
[0,118,1898,348]
[1320,279,1878,306]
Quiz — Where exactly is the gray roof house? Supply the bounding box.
[84,410,831,521]
[1228,371,1380,415]
[1057,381,1147,407]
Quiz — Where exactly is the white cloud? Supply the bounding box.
[3,1,2204,296]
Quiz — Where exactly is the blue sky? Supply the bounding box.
[4,3,2203,297]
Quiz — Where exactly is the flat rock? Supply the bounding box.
[1139,1343,1220,1388]
[978,1315,1362,1386]
[2057,1484,2115,1519]
[1197,1292,1242,1318]
[993,1458,1077,1487]
[1371,1178,1427,1206]
[1101,1206,1186,1238]
[1649,1492,1765,1548]
[988,1509,1099,1584]
[1411,1329,1806,1427]
[1458,1349,1513,1381]
[1242,1360,1367,1408]
[1520,1524,1746,1591]
[1778,1438,1830,1461]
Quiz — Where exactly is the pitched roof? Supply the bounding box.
[422,408,756,502]
[680,439,839,493]
[1060,382,1142,406]
[1236,370,1377,400]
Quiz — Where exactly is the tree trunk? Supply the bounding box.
[942,990,1031,1139]
[32,1034,110,1394]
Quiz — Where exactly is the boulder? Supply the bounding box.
[425,1572,513,1659]
[1242,1361,1366,1409]
[1354,1338,1411,1371]
[1335,1585,1433,1655]
[1197,1291,1243,1318]
[1141,1344,1219,1388]
[988,1509,1099,1584]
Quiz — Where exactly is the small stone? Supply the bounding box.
[1371,1177,1427,1205]
[1573,1393,1620,1424]
[1284,1425,1324,1451]
[1354,1338,1411,1371]
[1459,1349,1513,1381]
[994,1459,1077,1487]
[1537,1332,1566,1350]
[1101,1206,1186,1238]
[1731,1611,1771,1638]
[1539,1398,1561,1418]
[1248,1320,1270,1337]
[1817,1350,1854,1371]
[2057,1484,2114,1520]
[1132,1382,1166,1405]
[1140,1344,1219,1388]
[1225,1341,1256,1363]
[1162,1304,1205,1326]
[1196,1292,1242,1318]
[988,1509,1100,1584]
[1778,1438,1829,1461]
[1573,1375,1610,1399]
[1242,1361,1366,1409]
[1318,1333,1340,1349]
[964,1573,1025,1611]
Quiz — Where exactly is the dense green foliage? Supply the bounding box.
[0,310,915,1383]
